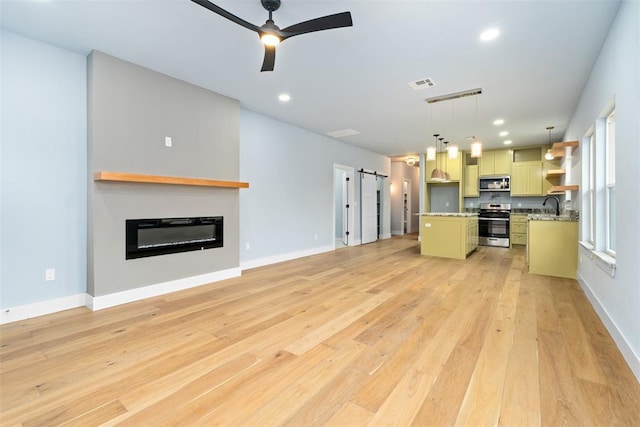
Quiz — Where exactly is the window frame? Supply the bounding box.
[605,110,615,257]
[586,132,596,246]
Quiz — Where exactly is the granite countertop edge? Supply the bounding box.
[418,212,479,217]
[527,214,578,222]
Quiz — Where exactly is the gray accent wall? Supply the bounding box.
[87,51,240,296]
[1,31,87,308]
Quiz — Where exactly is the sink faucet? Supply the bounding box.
[543,196,560,216]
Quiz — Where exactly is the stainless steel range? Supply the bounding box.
[478,203,511,247]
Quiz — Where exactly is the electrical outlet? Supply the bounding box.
[45,268,55,282]
[165,136,172,147]
[246,242,250,251]
[314,233,318,241]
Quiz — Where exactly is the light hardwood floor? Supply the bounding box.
[1,235,639,426]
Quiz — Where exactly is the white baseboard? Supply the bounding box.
[240,245,334,270]
[1,293,88,325]
[381,233,392,239]
[391,229,403,236]
[577,273,640,383]
[87,268,242,311]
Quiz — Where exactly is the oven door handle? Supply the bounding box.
[479,217,509,221]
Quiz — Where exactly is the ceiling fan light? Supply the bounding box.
[261,33,281,46]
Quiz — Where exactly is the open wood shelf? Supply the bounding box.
[549,140,579,158]
[545,169,566,178]
[548,184,579,194]
[94,171,249,189]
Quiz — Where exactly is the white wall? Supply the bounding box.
[239,109,390,268]
[1,31,87,310]
[564,0,640,381]
[0,31,392,320]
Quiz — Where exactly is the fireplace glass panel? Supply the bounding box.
[126,217,223,259]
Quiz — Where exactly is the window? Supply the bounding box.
[605,110,615,256]
[580,103,616,275]
[583,132,595,246]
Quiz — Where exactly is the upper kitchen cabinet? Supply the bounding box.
[511,161,543,196]
[463,165,479,197]
[511,147,546,196]
[425,152,462,182]
[463,153,479,197]
[478,150,511,176]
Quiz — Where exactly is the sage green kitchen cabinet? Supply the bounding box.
[511,161,543,196]
[478,150,511,176]
[528,220,578,278]
[510,214,528,246]
[420,215,478,259]
[463,165,479,197]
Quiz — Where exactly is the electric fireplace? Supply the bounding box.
[126,216,223,259]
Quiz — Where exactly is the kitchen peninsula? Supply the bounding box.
[419,213,479,259]
[528,214,579,278]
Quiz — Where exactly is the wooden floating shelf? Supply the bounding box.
[94,172,249,189]
[548,184,579,194]
[549,140,579,158]
[546,169,566,178]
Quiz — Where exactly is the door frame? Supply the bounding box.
[403,179,412,234]
[333,164,355,248]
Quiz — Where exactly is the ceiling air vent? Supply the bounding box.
[425,88,483,104]
[326,128,360,138]
[408,78,436,91]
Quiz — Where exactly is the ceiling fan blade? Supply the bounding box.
[191,0,261,33]
[260,45,276,72]
[280,12,353,40]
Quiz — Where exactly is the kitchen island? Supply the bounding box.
[419,213,479,259]
[528,215,578,278]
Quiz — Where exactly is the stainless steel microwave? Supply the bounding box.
[479,176,510,192]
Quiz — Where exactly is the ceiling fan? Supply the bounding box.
[191,0,353,72]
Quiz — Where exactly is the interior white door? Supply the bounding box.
[361,173,378,244]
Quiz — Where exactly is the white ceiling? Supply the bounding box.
[1,0,621,158]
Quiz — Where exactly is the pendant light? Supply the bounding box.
[426,146,436,161]
[544,126,555,160]
[448,142,459,159]
[447,101,459,160]
[470,96,483,158]
[471,140,483,158]
[441,138,451,181]
[430,134,445,181]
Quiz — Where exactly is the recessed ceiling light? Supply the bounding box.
[499,131,509,137]
[493,119,504,125]
[503,140,512,145]
[278,93,291,102]
[480,28,500,42]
